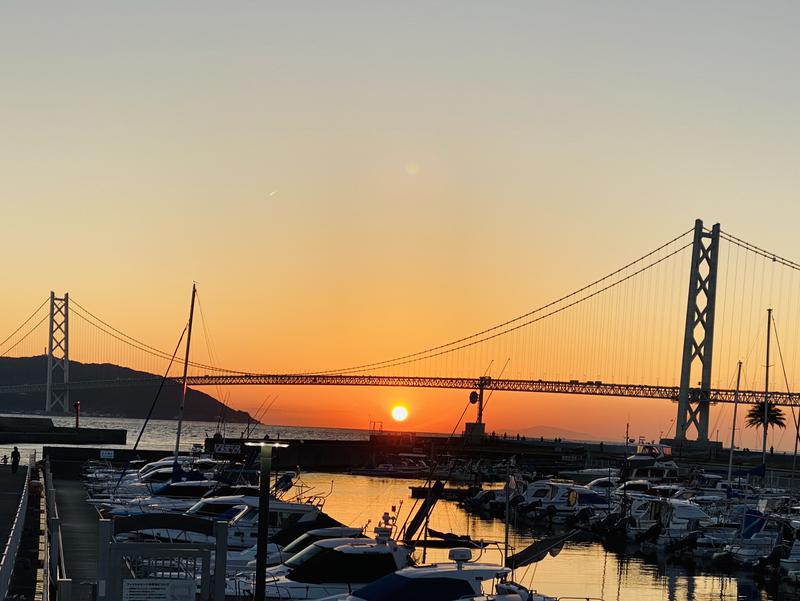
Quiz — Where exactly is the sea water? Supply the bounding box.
[4,414,795,600]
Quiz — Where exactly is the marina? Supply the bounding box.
[5,3,800,598]
[0,420,797,600]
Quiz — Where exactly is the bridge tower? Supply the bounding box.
[675,220,720,442]
[45,291,70,413]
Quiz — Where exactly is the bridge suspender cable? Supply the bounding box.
[112,325,188,494]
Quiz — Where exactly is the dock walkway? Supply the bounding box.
[0,466,28,562]
[54,479,99,601]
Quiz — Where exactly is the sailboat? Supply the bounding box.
[172,283,197,482]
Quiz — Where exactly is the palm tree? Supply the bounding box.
[745,400,786,434]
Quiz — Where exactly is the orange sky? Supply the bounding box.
[3,3,800,450]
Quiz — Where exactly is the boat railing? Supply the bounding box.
[762,473,800,493]
[43,457,71,601]
[0,453,33,601]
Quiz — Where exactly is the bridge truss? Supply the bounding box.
[4,374,799,407]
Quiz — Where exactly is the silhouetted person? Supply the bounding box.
[2,455,7,465]
[770,445,774,456]
[11,447,20,474]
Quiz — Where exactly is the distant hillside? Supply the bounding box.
[0,356,252,423]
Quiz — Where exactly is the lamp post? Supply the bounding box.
[245,442,288,601]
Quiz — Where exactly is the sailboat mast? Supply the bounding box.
[762,308,772,465]
[173,283,198,466]
[727,361,742,484]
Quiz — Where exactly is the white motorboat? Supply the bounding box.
[120,494,332,550]
[624,441,680,481]
[93,480,224,516]
[523,481,613,523]
[626,497,711,546]
[319,548,555,601]
[234,524,412,600]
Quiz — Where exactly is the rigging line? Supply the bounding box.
[251,397,280,437]
[0,297,49,350]
[195,291,228,404]
[113,324,188,494]
[304,229,694,375]
[311,240,694,375]
[481,357,512,414]
[0,313,49,357]
[775,311,800,449]
[70,298,249,375]
[720,232,800,272]
[69,305,246,375]
[772,314,794,398]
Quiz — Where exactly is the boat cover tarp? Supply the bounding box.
[505,529,579,569]
[404,480,444,543]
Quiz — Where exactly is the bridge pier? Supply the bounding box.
[46,292,70,413]
[675,220,720,442]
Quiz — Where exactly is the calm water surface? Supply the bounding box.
[296,473,793,601]
[4,414,798,600]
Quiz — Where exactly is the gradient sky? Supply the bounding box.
[3,2,800,449]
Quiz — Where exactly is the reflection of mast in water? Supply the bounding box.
[613,546,627,601]
[600,549,607,599]
[665,570,677,601]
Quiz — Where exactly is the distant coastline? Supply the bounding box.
[0,356,252,423]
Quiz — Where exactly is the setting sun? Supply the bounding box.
[391,405,409,422]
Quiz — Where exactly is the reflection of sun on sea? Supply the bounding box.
[391,405,408,422]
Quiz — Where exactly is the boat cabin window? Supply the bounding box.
[285,547,398,584]
[636,444,670,458]
[143,471,172,483]
[283,532,365,555]
[351,573,476,601]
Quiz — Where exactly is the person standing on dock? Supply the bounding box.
[10,447,20,474]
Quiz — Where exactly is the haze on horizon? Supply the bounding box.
[3,2,800,451]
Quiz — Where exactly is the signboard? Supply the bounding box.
[100,450,115,459]
[214,443,242,456]
[123,579,194,601]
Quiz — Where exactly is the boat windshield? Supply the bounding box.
[282,533,315,554]
[186,502,245,520]
[352,573,475,601]
[284,543,326,569]
[285,547,398,584]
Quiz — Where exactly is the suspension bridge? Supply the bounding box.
[2,218,800,444]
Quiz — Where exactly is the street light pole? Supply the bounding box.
[246,442,288,601]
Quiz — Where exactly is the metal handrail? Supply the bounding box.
[0,456,32,600]
[43,457,70,601]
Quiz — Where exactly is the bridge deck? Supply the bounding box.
[54,479,100,601]
[0,467,28,562]
[4,374,796,405]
